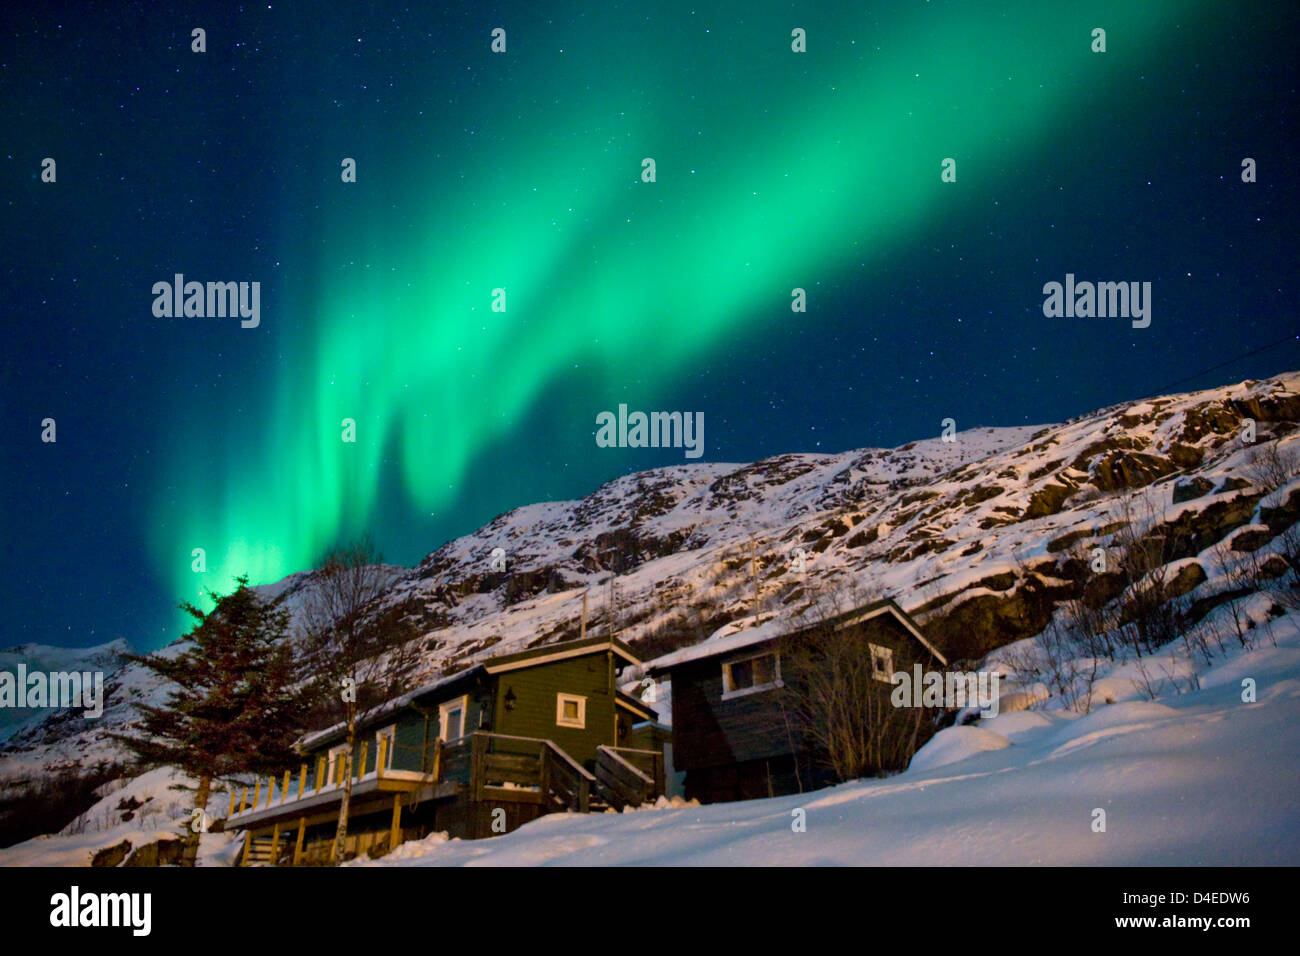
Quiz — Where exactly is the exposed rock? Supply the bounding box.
[91,839,132,867]
[1230,392,1300,424]
[1216,476,1252,494]
[844,525,879,549]
[1257,554,1291,580]
[1166,561,1208,599]
[1179,403,1241,443]
[1229,526,1274,552]
[1070,437,1141,472]
[1046,520,1126,553]
[1090,450,1179,492]
[1172,476,1214,503]
[1025,480,1076,518]
[1161,494,1263,561]
[1168,443,1205,468]
[1261,487,1300,534]
[123,838,186,867]
[924,575,1075,662]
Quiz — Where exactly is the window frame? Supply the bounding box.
[555,692,587,729]
[721,650,783,700]
[869,643,895,683]
[439,695,469,742]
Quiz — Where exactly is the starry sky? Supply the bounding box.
[2,1,1297,651]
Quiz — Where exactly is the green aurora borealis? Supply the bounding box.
[145,1,1224,617]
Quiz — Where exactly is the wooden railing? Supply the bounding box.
[458,732,593,812]
[227,732,441,820]
[594,746,664,809]
[227,731,603,822]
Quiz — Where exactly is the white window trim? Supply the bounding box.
[721,651,783,700]
[439,695,469,742]
[869,643,894,683]
[375,724,396,771]
[555,693,587,729]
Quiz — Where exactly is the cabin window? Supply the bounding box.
[439,696,468,742]
[722,651,781,699]
[556,693,586,729]
[375,724,396,771]
[869,643,894,683]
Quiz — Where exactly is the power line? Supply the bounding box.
[1136,330,1300,401]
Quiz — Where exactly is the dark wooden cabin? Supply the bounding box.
[226,635,665,864]
[646,598,946,804]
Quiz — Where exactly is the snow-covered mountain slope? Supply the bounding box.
[0,640,129,744]
[3,370,1299,786]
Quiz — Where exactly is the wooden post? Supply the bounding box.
[269,822,281,866]
[281,770,291,804]
[358,741,369,780]
[315,756,325,791]
[608,648,617,744]
[240,829,251,867]
[293,817,306,866]
[227,788,236,817]
[389,793,402,852]
[239,787,247,813]
[265,776,273,808]
[471,733,486,801]
[376,735,388,780]
[432,739,443,782]
[298,763,307,798]
[252,778,261,808]
[539,741,550,803]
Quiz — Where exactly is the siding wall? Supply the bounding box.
[670,615,936,774]
[492,652,618,768]
[303,675,496,775]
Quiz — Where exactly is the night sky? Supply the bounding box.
[2,1,1297,652]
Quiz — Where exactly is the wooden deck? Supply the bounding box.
[229,730,665,862]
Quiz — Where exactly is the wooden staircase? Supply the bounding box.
[594,746,665,810]
[240,835,277,866]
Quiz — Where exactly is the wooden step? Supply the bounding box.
[241,837,277,866]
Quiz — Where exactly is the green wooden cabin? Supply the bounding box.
[227,635,664,864]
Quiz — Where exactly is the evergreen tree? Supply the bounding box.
[110,576,306,866]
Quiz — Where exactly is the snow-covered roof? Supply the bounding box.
[298,665,486,750]
[297,635,645,750]
[646,598,946,671]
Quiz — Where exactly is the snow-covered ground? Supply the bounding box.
[0,766,240,867]
[349,613,1300,867]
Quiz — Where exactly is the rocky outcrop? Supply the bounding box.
[123,838,185,867]
[91,839,132,867]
